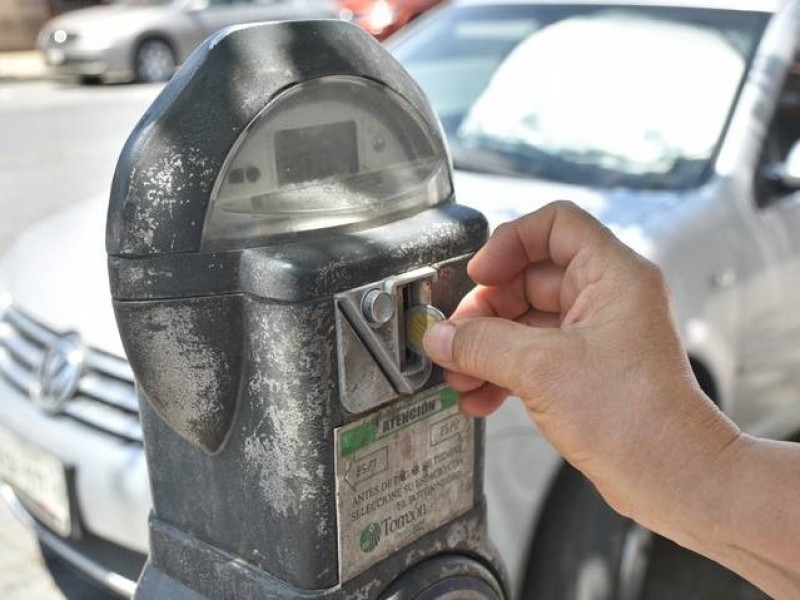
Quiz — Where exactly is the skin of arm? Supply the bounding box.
[422,201,800,598]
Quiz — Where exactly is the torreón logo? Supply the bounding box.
[359,522,382,553]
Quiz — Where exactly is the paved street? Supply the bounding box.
[0,79,161,599]
[0,500,61,599]
[0,80,161,255]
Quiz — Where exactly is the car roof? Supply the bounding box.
[454,0,783,14]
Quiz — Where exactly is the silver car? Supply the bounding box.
[4,0,800,598]
[37,0,337,83]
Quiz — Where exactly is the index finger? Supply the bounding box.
[468,201,614,287]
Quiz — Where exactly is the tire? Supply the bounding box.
[79,75,102,86]
[133,37,176,83]
[520,464,653,600]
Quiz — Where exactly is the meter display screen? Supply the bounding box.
[275,121,358,185]
[202,76,452,251]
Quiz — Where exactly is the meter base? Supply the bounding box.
[134,504,507,599]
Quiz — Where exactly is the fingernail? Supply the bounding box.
[423,322,455,364]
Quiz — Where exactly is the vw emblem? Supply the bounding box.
[32,332,85,414]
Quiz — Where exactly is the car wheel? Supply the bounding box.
[133,38,176,83]
[520,464,654,600]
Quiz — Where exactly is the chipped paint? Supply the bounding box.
[135,305,224,431]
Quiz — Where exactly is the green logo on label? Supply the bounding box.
[359,522,382,553]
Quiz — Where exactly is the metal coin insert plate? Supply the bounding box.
[335,266,441,413]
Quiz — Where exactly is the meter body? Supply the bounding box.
[107,20,506,599]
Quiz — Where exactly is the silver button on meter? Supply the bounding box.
[107,19,504,600]
[363,289,395,325]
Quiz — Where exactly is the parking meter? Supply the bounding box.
[107,20,506,599]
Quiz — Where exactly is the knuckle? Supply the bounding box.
[640,257,665,280]
[489,221,514,244]
[551,199,580,213]
[453,319,494,374]
[638,259,670,296]
[451,319,527,389]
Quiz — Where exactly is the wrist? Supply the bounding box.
[627,388,745,544]
[641,433,800,597]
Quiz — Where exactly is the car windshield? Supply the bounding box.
[391,4,769,190]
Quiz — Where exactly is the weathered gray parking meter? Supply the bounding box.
[107,20,506,599]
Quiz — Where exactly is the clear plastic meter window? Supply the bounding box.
[201,76,452,251]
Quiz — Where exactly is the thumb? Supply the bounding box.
[423,317,563,394]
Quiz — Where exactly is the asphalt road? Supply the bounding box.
[0,79,771,600]
[0,80,161,256]
[0,79,161,599]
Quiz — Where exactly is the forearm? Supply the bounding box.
[644,430,800,599]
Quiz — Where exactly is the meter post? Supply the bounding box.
[107,20,507,599]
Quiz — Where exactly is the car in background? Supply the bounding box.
[5,0,800,598]
[337,0,442,40]
[37,0,336,84]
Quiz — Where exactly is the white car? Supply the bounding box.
[4,0,800,598]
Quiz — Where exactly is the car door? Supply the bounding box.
[735,56,800,438]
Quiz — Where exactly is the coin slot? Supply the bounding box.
[400,281,435,374]
[399,283,414,369]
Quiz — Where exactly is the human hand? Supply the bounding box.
[423,201,742,527]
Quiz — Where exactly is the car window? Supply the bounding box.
[392,5,769,190]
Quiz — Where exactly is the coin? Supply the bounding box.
[406,305,446,355]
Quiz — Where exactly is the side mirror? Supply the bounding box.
[762,139,800,195]
[784,140,800,186]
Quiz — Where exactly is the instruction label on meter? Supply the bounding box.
[334,387,475,582]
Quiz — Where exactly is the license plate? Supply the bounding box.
[0,426,71,537]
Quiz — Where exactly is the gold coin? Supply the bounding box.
[406,305,446,354]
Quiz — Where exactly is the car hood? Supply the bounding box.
[2,173,680,358]
[2,195,125,357]
[453,170,680,254]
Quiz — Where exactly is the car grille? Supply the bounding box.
[0,306,142,443]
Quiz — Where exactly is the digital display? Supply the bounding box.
[275,121,358,185]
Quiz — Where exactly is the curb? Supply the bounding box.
[0,52,48,83]
[0,74,48,83]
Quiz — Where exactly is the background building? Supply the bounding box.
[0,0,107,52]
